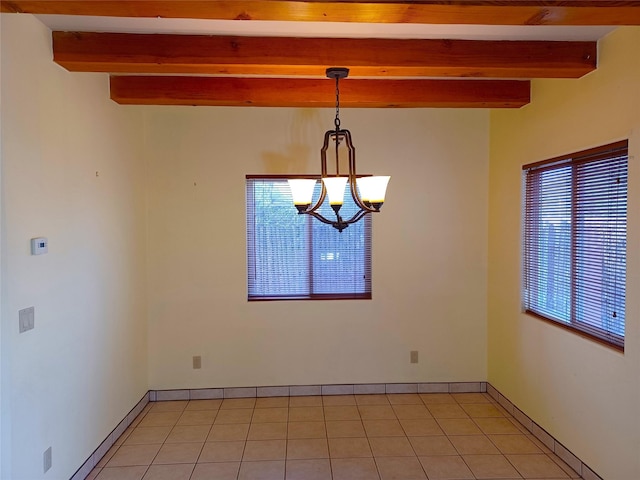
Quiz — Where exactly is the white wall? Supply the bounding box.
[1,14,148,479]
[145,106,490,389]
[488,27,640,479]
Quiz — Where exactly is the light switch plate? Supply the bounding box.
[19,307,35,333]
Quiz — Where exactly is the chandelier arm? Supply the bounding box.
[342,129,378,213]
[305,180,327,214]
[341,208,371,226]
[305,210,348,232]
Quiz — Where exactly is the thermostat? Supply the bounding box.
[31,237,48,255]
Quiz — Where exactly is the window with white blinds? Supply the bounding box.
[522,140,628,349]
[246,176,372,300]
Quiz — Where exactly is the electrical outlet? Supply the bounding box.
[19,307,35,333]
[410,350,419,364]
[43,446,52,473]
[193,356,202,369]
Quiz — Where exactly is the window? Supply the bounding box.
[246,176,371,300]
[523,140,628,349]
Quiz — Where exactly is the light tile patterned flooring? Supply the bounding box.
[88,393,581,480]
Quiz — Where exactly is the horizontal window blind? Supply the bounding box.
[523,140,627,349]
[247,176,371,300]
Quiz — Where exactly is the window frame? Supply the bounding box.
[246,174,372,302]
[522,140,628,351]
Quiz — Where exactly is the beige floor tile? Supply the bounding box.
[363,420,405,437]
[221,398,256,409]
[409,436,457,456]
[153,442,203,464]
[359,405,396,420]
[252,408,288,423]
[527,434,553,453]
[392,405,432,420]
[199,441,245,462]
[369,437,415,457]
[419,394,456,405]
[96,445,120,467]
[238,460,285,480]
[150,401,189,413]
[95,466,147,480]
[426,404,469,419]
[509,418,531,434]
[328,438,373,458]
[287,438,329,459]
[399,418,444,436]
[326,420,366,438]
[355,395,390,406]
[289,396,323,407]
[243,439,287,461]
[324,405,361,421]
[207,423,250,441]
[87,467,102,480]
[256,397,289,408]
[186,400,223,411]
[488,434,543,454]
[215,409,254,424]
[387,394,423,405]
[474,417,522,435]
[176,410,217,426]
[436,419,483,436]
[124,426,172,445]
[375,456,427,479]
[115,427,134,445]
[285,459,332,480]
[142,463,194,480]
[331,457,380,480]
[248,422,288,440]
[289,407,324,422]
[451,393,491,404]
[548,453,581,478]
[507,454,570,478]
[322,395,356,406]
[165,425,211,443]
[106,444,161,467]
[139,412,182,428]
[418,455,474,480]
[463,454,521,479]
[460,403,504,418]
[288,421,326,439]
[449,435,500,455]
[191,462,240,480]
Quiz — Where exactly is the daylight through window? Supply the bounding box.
[522,140,628,349]
[246,176,372,300]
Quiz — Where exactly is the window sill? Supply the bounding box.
[524,309,624,353]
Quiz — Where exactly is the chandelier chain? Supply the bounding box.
[334,75,341,131]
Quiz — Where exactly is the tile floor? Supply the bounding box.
[87,392,582,480]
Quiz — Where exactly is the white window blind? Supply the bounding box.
[246,176,372,300]
[523,140,627,349]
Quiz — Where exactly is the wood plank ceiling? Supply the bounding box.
[4,1,640,108]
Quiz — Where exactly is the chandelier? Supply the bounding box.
[287,67,390,232]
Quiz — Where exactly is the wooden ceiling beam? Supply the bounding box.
[3,1,640,25]
[54,32,596,79]
[109,76,530,108]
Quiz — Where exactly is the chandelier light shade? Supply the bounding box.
[287,67,390,232]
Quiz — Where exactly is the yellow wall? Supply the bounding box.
[145,106,490,389]
[489,27,640,479]
[1,14,148,479]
